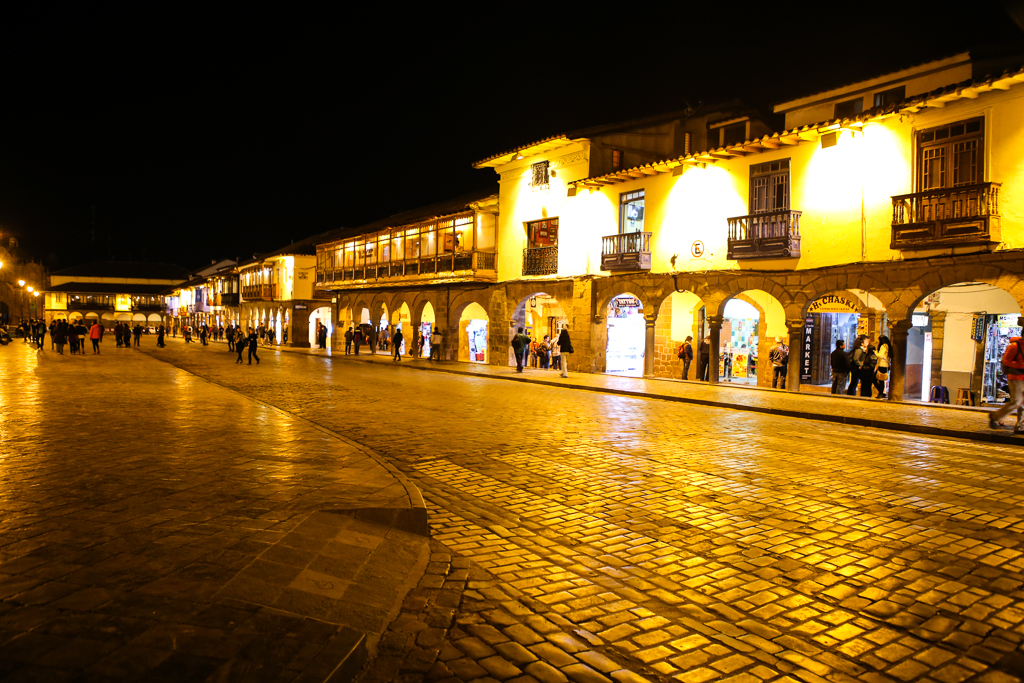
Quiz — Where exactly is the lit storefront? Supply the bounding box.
[606,296,644,377]
[720,299,759,384]
[982,314,1023,404]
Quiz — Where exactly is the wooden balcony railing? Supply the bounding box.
[214,293,239,307]
[241,284,279,301]
[727,209,802,260]
[523,246,558,276]
[68,301,114,311]
[601,232,651,272]
[891,182,1000,249]
[132,303,165,312]
[316,251,497,285]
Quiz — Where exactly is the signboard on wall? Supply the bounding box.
[971,314,985,341]
[801,316,813,382]
[807,294,859,314]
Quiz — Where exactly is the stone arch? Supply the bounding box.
[653,287,709,380]
[454,300,490,364]
[505,286,571,369]
[714,288,787,388]
[601,290,648,378]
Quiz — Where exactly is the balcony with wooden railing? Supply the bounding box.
[601,232,651,272]
[241,284,279,301]
[522,246,558,276]
[214,293,239,307]
[891,182,1000,249]
[727,209,802,260]
[316,251,497,288]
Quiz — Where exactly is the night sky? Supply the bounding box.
[1,4,1022,272]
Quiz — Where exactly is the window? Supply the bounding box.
[721,122,747,147]
[834,97,864,119]
[918,118,983,190]
[749,159,790,213]
[611,149,622,170]
[873,86,905,108]
[526,218,558,247]
[620,190,645,233]
[530,161,549,190]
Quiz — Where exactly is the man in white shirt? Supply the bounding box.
[430,328,442,361]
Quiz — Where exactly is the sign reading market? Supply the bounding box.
[807,294,859,314]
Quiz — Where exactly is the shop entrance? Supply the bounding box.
[509,293,567,368]
[309,306,332,348]
[720,299,759,384]
[419,302,436,358]
[804,293,865,387]
[606,295,645,377]
[458,303,488,364]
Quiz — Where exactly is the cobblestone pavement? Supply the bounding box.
[0,342,423,682]
[140,339,1024,683]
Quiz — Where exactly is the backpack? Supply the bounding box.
[929,385,950,404]
[678,342,691,360]
[848,348,862,369]
[1001,341,1023,376]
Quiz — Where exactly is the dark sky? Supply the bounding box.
[1,4,1022,272]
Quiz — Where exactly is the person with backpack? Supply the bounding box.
[857,340,878,397]
[511,326,530,372]
[990,334,1024,432]
[678,336,694,380]
[769,337,789,389]
[846,335,869,396]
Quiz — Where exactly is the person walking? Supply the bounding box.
[353,328,362,355]
[67,323,79,355]
[698,336,711,381]
[551,337,561,372]
[236,334,246,363]
[89,320,102,354]
[830,339,849,394]
[990,333,1024,432]
[846,335,868,396]
[344,327,353,355]
[393,328,404,361]
[511,327,530,372]
[248,331,260,365]
[557,326,573,378]
[36,320,47,351]
[133,324,143,347]
[53,320,67,355]
[157,325,165,348]
[678,336,694,380]
[769,337,789,389]
[226,326,235,352]
[430,327,442,361]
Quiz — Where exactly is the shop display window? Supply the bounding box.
[982,314,1023,404]
[527,218,558,248]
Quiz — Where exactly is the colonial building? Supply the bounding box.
[169,259,240,334]
[239,235,329,347]
[0,236,45,326]
[43,261,188,330]
[314,51,1024,404]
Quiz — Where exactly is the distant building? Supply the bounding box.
[0,236,45,326]
[43,261,189,330]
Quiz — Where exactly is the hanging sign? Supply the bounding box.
[801,316,814,382]
[807,294,859,314]
[615,297,641,308]
[970,314,985,341]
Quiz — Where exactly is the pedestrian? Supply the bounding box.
[236,334,246,363]
[846,335,868,396]
[67,323,79,355]
[354,328,362,355]
[133,324,142,347]
[698,336,711,381]
[430,327,442,361]
[53,320,67,355]
[511,326,530,372]
[830,339,849,394]
[990,332,1024,432]
[393,328,404,361]
[89,320,102,354]
[551,336,561,371]
[227,326,235,352]
[248,331,260,365]
[858,340,877,397]
[874,335,892,399]
[539,335,551,369]
[267,326,276,346]
[157,325,165,348]
[36,320,46,350]
[678,336,694,380]
[769,337,789,389]
[557,326,573,378]
[345,326,353,355]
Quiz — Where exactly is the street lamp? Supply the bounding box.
[17,280,24,287]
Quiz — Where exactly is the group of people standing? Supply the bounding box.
[16,318,167,354]
[511,326,572,377]
[830,334,892,398]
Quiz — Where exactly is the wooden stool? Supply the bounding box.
[956,388,973,406]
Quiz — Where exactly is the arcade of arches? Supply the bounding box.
[322,250,1024,403]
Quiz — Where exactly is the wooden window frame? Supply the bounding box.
[526,217,558,248]
[916,117,984,192]
[619,190,645,234]
[748,159,790,214]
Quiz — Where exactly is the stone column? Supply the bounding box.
[786,318,805,392]
[644,313,656,378]
[708,315,723,385]
[887,318,913,401]
[929,311,947,390]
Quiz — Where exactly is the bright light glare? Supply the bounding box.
[26,286,32,292]
[17,280,24,286]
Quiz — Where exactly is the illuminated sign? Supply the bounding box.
[912,314,929,327]
[807,294,858,314]
[801,316,813,382]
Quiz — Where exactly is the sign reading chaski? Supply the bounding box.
[807,294,859,314]
[691,240,705,258]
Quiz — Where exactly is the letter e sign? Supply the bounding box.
[691,240,705,258]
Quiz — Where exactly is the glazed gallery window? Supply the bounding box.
[918,118,983,190]
[749,159,790,213]
[620,190,645,233]
[526,218,558,247]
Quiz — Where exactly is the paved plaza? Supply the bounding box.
[1,339,1023,682]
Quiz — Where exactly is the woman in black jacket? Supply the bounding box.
[557,327,572,378]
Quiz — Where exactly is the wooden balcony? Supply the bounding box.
[242,284,279,301]
[523,246,557,276]
[214,293,239,307]
[891,182,1000,249]
[601,232,651,272]
[727,209,801,260]
[68,301,113,311]
[317,251,497,287]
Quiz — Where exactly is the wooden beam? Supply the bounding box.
[709,153,734,160]
[726,148,750,156]
[758,140,781,150]
[639,167,659,176]
[778,136,800,146]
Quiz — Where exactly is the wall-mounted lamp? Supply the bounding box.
[567,187,577,197]
[17,279,25,286]
[671,166,684,177]
[26,286,33,292]
[530,297,537,308]
[820,132,838,148]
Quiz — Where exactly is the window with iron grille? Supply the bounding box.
[611,149,622,170]
[918,118,983,191]
[749,159,790,213]
[530,161,549,190]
